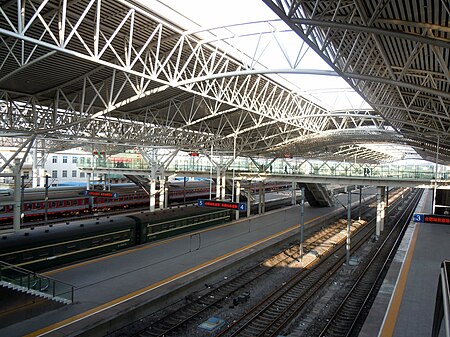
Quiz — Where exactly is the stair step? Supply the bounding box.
[0,281,71,304]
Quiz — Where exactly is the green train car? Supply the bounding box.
[0,207,232,271]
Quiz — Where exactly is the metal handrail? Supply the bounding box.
[0,260,74,303]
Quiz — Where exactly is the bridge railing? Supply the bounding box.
[78,158,449,181]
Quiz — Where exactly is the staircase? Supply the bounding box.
[125,174,151,195]
[299,183,334,207]
[0,261,73,305]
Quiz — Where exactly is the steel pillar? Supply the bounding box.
[376,186,386,237]
[13,159,22,232]
[247,182,251,218]
[149,179,156,211]
[380,187,386,232]
[159,178,165,210]
[164,176,169,208]
[216,169,221,199]
[258,181,263,214]
[346,191,352,265]
[235,180,240,220]
[291,181,296,205]
[299,187,305,259]
[221,174,226,199]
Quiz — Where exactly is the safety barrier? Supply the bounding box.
[0,261,74,304]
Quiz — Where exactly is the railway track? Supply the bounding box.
[316,190,423,337]
[214,189,415,337]
[125,198,380,337]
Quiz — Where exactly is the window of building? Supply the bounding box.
[72,170,77,178]
[62,170,67,178]
[52,170,57,178]
[62,156,68,163]
[80,172,85,178]
[79,157,85,164]
[72,156,78,164]
[23,171,30,179]
[52,156,57,163]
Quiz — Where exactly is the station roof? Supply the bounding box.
[0,0,448,164]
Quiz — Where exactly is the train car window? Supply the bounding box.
[35,202,41,209]
[39,250,49,257]
[59,201,64,207]
[73,200,78,206]
[103,236,112,243]
[51,201,57,208]
[66,200,72,206]
[0,205,5,212]
[91,239,100,246]
[22,251,35,261]
[113,233,122,240]
[66,244,78,251]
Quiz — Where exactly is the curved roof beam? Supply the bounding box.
[0,1,425,163]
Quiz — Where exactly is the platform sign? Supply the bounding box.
[414,213,450,224]
[198,199,247,211]
[413,213,424,223]
[84,190,119,198]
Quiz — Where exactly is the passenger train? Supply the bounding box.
[0,206,232,271]
[0,180,290,225]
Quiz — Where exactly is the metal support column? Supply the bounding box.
[235,180,240,220]
[258,181,263,214]
[247,182,251,218]
[221,173,226,200]
[164,176,169,208]
[376,186,384,237]
[13,159,22,232]
[358,185,362,220]
[291,181,296,205]
[380,187,386,232]
[32,142,38,188]
[261,182,266,213]
[149,179,156,211]
[216,169,221,199]
[300,187,305,259]
[346,191,352,265]
[44,175,49,225]
[159,178,165,210]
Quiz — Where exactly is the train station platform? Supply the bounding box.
[0,191,368,337]
[359,188,449,337]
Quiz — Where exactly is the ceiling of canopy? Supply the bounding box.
[0,0,448,164]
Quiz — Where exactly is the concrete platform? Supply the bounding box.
[0,190,371,337]
[359,188,449,337]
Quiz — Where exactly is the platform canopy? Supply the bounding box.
[0,0,448,164]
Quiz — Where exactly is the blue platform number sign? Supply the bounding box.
[413,213,424,223]
[238,202,247,211]
[198,200,205,207]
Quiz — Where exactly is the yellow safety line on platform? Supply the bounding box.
[378,223,420,337]
[27,215,322,337]
[44,209,317,276]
